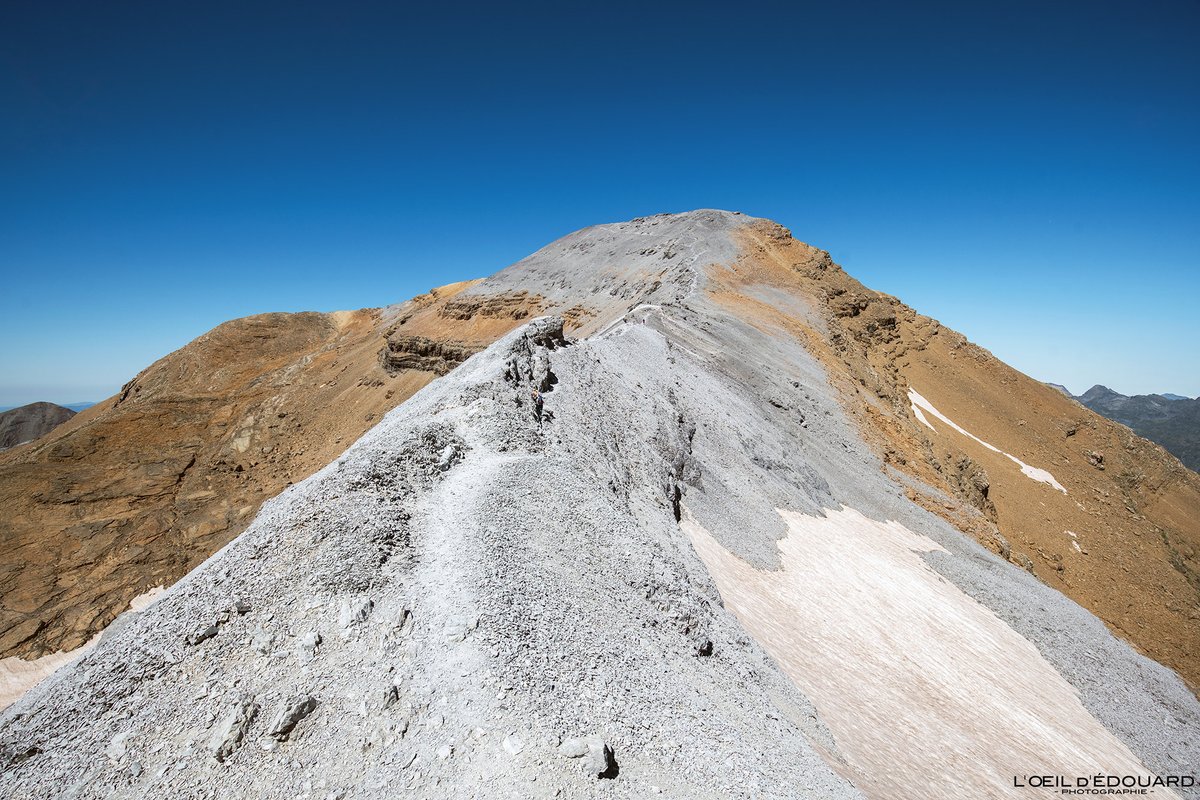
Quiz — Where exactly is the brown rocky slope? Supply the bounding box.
[716,219,1200,689]
[0,281,554,660]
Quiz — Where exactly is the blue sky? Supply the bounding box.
[2,0,1197,406]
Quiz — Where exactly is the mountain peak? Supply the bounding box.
[453,209,778,336]
[3,211,1199,799]
[1079,384,1120,401]
[0,402,76,451]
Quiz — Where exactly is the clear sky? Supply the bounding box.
[2,0,1197,406]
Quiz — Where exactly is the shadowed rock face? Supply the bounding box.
[0,402,75,450]
[0,211,1198,799]
[379,334,481,376]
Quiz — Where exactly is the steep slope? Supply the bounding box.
[0,402,75,450]
[1,211,1197,799]
[719,219,1200,689]
[0,281,541,663]
[1075,385,1200,471]
[1,211,1198,799]
[0,215,741,667]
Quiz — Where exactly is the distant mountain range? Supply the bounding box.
[0,401,93,413]
[0,402,77,450]
[1054,384,1199,471]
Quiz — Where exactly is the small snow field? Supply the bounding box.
[682,506,1175,800]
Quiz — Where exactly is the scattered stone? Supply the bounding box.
[436,744,453,760]
[232,599,251,615]
[186,624,219,646]
[502,734,524,755]
[392,607,412,630]
[583,738,617,779]
[436,444,459,471]
[297,631,322,662]
[339,598,374,634]
[558,736,616,778]
[443,619,469,643]
[105,731,132,761]
[268,695,319,741]
[208,697,260,762]
[557,737,589,758]
[251,628,275,655]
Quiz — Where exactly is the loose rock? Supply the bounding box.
[105,731,132,761]
[208,697,259,762]
[268,695,318,741]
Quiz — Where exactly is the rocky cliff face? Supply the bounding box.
[0,402,75,450]
[1,211,1197,799]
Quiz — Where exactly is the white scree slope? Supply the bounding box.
[1,211,1195,799]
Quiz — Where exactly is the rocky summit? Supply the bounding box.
[1,211,1198,799]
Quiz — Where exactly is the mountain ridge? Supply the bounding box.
[1,210,1198,798]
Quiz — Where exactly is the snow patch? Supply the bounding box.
[1066,531,1085,554]
[682,506,1172,799]
[0,586,164,711]
[911,403,936,432]
[128,585,164,612]
[0,633,101,713]
[908,388,1067,493]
